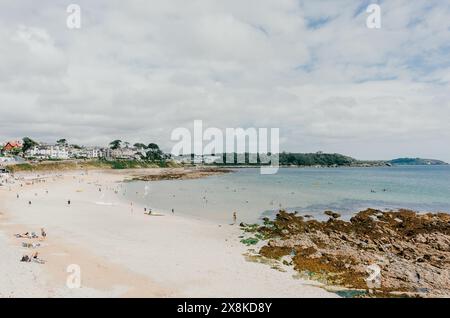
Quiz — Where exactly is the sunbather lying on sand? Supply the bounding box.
[20,252,45,264]
[21,242,41,248]
[20,255,31,262]
[15,232,30,238]
[15,231,41,239]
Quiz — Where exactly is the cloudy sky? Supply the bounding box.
[0,0,449,160]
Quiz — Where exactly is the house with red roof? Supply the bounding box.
[2,140,23,153]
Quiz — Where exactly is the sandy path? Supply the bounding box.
[0,170,337,297]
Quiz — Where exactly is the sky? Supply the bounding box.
[0,0,449,161]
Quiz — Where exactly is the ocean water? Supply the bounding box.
[123,166,450,224]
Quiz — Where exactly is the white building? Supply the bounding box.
[78,147,103,159]
[172,154,221,164]
[111,147,139,159]
[172,155,192,164]
[89,148,102,158]
[28,145,69,160]
[203,155,222,164]
[68,147,83,158]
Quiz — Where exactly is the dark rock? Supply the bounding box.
[324,210,341,219]
[243,208,450,297]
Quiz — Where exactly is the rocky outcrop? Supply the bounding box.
[130,168,231,181]
[244,209,450,297]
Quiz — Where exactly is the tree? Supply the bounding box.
[11,147,22,156]
[109,140,122,150]
[56,138,67,146]
[133,143,147,158]
[147,143,160,150]
[145,143,163,162]
[22,137,38,154]
[278,153,355,166]
[133,143,147,150]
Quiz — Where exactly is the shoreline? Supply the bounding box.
[0,169,336,298]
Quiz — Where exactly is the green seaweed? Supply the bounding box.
[334,290,368,298]
[240,237,259,246]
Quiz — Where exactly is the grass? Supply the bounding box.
[108,160,159,169]
[7,159,180,172]
[8,161,80,172]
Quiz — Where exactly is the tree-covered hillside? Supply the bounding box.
[388,158,448,165]
[279,152,356,166]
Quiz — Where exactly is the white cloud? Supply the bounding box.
[0,0,449,161]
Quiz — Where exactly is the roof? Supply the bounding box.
[2,141,23,150]
[4,141,22,147]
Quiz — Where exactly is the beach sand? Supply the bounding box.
[0,169,337,298]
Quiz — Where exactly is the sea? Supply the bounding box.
[123,166,450,224]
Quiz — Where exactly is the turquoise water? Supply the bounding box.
[124,166,450,224]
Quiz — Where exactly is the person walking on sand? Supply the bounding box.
[172,208,174,215]
[41,228,46,240]
[233,211,237,224]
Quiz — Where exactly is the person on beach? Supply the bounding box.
[15,232,30,238]
[233,212,237,224]
[28,201,31,205]
[26,252,45,264]
[68,200,71,205]
[172,208,174,215]
[41,228,47,239]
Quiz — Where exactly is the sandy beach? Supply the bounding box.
[0,169,337,298]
